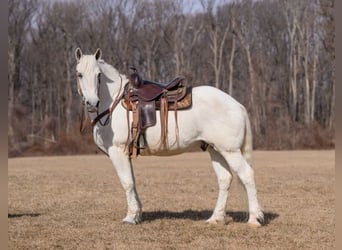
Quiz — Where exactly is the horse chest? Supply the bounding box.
[92,126,113,153]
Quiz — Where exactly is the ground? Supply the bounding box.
[8,150,335,249]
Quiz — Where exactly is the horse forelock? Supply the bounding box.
[77,55,100,74]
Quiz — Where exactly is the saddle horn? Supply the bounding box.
[129,67,143,88]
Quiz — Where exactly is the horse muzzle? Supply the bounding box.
[86,100,99,113]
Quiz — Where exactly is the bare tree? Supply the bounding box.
[234,0,266,134]
[8,0,335,155]
[8,0,37,148]
[282,0,301,121]
[201,0,231,89]
[228,6,237,96]
[319,0,334,129]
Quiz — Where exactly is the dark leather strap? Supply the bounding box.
[91,108,110,127]
[91,90,125,127]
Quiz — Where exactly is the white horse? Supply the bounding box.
[75,48,264,227]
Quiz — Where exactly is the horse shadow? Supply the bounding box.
[142,210,278,226]
[8,213,41,219]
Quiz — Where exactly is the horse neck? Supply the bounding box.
[98,61,127,109]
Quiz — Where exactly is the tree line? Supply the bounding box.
[8,0,335,156]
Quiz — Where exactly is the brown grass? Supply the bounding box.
[8,151,335,249]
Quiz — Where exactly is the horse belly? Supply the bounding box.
[142,108,201,154]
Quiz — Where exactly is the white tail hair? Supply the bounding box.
[241,111,253,167]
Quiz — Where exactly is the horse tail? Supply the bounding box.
[241,110,253,167]
[236,109,254,215]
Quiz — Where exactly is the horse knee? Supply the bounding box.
[217,174,232,190]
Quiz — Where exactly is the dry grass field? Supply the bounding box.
[8,151,334,250]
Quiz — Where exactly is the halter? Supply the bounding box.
[77,69,125,132]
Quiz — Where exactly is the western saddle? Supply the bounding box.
[122,68,192,158]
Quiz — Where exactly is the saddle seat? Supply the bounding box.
[128,76,186,102]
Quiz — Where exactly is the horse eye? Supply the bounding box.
[77,72,83,78]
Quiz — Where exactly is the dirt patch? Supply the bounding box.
[8,151,335,249]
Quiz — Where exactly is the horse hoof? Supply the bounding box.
[123,219,137,225]
[206,218,218,225]
[122,215,141,225]
[206,217,227,225]
[248,221,262,228]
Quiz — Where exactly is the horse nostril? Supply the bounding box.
[85,100,99,107]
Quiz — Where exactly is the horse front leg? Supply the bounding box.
[108,147,142,224]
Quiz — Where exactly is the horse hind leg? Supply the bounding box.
[206,147,233,225]
[220,150,264,227]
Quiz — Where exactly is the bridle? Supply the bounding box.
[77,69,125,132]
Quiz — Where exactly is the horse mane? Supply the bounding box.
[98,60,124,82]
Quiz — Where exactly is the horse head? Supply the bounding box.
[75,48,102,112]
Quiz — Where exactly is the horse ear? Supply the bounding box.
[94,48,102,60]
[75,48,82,61]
